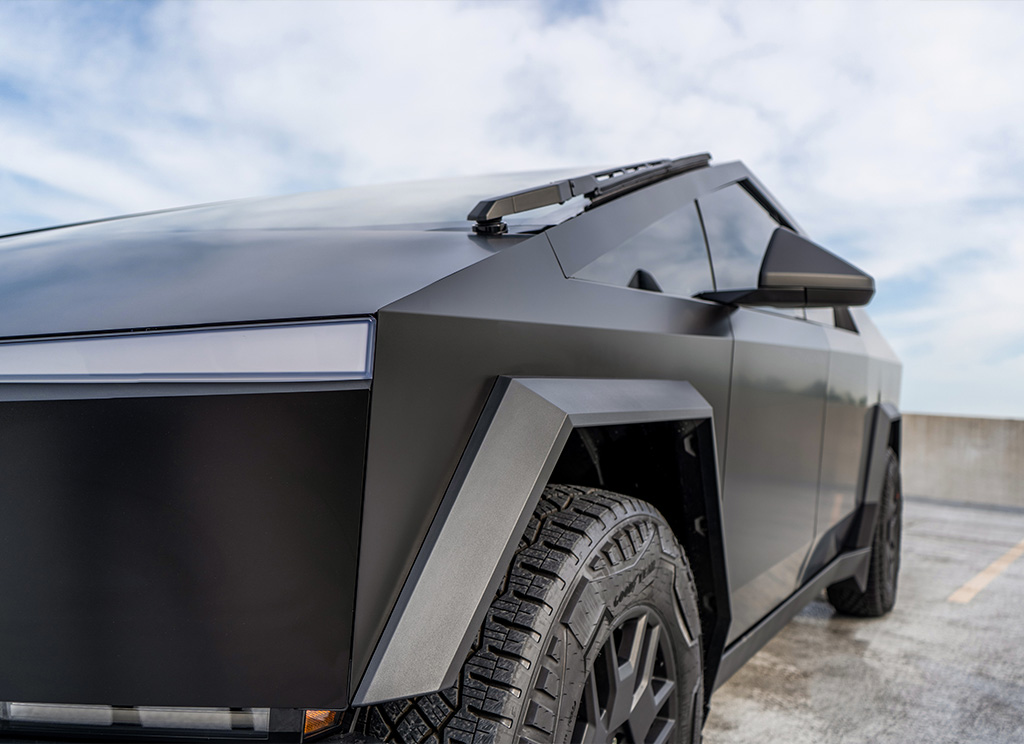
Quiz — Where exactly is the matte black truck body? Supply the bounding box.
[0,156,901,742]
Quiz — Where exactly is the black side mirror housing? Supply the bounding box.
[628,268,663,293]
[697,228,875,308]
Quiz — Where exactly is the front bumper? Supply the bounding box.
[0,705,369,743]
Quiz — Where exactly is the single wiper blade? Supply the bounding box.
[587,153,712,204]
[467,153,711,234]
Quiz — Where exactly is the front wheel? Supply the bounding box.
[363,485,704,744]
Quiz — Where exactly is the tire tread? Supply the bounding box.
[360,485,697,743]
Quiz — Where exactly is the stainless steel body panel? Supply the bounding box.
[0,156,903,723]
[809,324,872,572]
[353,229,735,688]
[352,164,901,693]
[851,308,903,406]
[722,308,829,643]
[0,227,507,340]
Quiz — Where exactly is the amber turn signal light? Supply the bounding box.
[303,709,341,738]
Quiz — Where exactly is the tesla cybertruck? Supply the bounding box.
[0,154,902,743]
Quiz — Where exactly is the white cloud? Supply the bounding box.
[1,0,1023,417]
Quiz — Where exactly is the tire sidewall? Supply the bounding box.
[878,452,902,610]
[532,507,703,743]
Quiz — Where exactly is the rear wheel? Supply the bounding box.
[827,448,902,617]
[362,485,704,744]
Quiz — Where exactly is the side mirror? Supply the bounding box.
[697,228,874,308]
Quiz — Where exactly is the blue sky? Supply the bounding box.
[1,0,1023,418]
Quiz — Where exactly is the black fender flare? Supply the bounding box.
[847,401,901,588]
[353,376,731,705]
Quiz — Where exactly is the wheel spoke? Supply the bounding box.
[578,716,608,744]
[635,622,662,704]
[574,665,610,744]
[647,716,677,744]
[585,666,603,724]
[889,520,901,577]
[652,677,676,711]
[602,634,621,723]
[627,684,658,742]
[576,715,608,744]
[620,613,648,674]
[608,616,646,731]
[628,622,675,743]
[884,496,901,581]
[573,606,680,744]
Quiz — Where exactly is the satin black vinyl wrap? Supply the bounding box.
[0,384,369,709]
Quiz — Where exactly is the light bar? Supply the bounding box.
[0,319,374,383]
[2,703,270,733]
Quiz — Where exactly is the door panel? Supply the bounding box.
[722,309,829,643]
[805,325,872,576]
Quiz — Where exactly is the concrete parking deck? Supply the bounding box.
[704,498,1024,744]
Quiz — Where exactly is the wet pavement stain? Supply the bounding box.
[704,499,1024,743]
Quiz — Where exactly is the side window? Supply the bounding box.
[572,203,713,297]
[804,307,836,326]
[698,183,781,291]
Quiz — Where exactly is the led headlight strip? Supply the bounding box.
[0,319,374,383]
[2,703,270,734]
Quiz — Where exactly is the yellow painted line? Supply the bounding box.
[948,537,1024,604]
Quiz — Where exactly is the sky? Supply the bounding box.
[0,0,1022,418]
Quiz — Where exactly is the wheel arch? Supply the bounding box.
[849,402,902,558]
[888,411,902,459]
[547,422,731,707]
[352,376,731,708]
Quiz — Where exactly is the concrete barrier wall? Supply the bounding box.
[902,413,1024,508]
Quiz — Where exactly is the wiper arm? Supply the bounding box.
[467,153,711,234]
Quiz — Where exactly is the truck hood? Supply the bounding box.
[0,209,511,340]
[0,171,589,340]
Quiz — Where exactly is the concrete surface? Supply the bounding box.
[704,497,1024,744]
[902,413,1024,508]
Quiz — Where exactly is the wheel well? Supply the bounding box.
[888,417,902,459]
[547,419,728,703]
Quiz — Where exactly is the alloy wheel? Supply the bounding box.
[571,606,678,744]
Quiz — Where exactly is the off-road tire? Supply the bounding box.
[827,448,902,616]
[360,485,704,744]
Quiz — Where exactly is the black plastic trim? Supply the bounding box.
[697,286,875,308]
[697,228,875,308]
[468,154,711,230]
[714,547,871,689]
[0,379,371,403]
[353,376,719,705]
[849,402,901,551]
